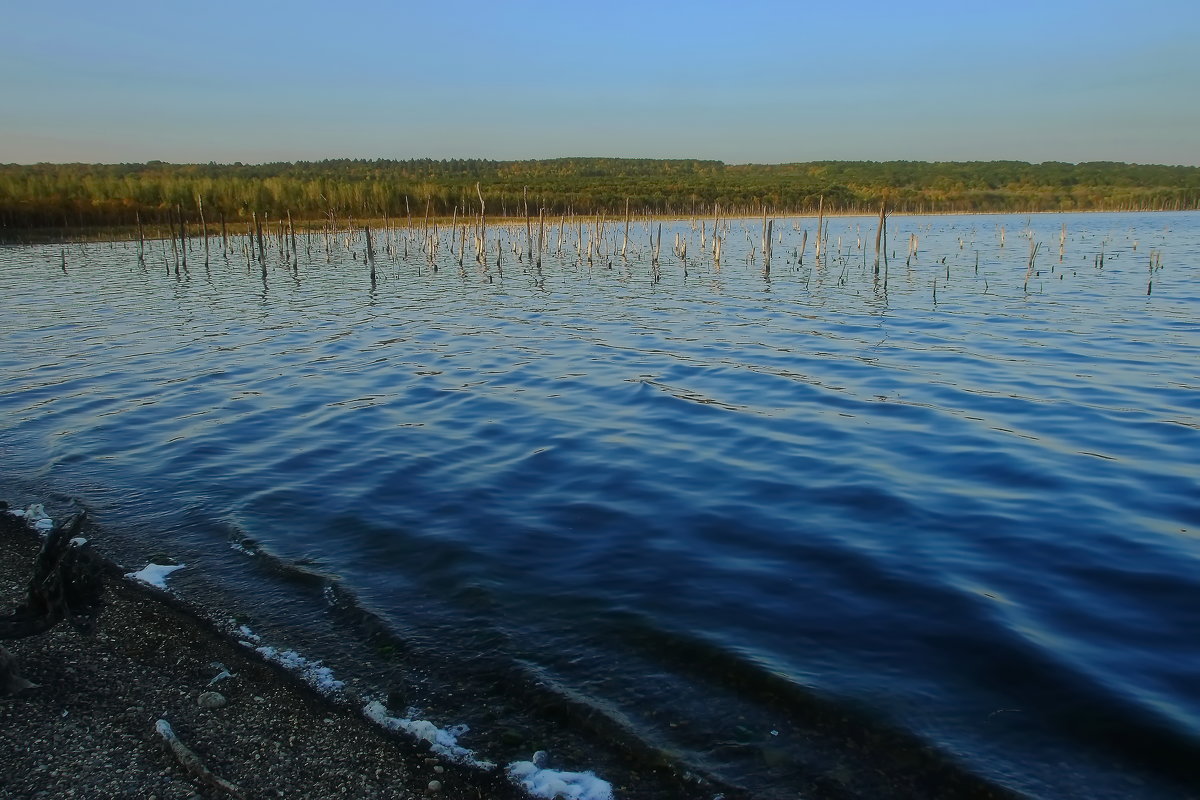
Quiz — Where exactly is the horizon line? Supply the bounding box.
[4,156,1199,170]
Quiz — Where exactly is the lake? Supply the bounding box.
[1,211,1197,799]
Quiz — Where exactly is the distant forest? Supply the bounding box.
[2,158,1198,233]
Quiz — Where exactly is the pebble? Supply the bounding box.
[426,780,442,793]
[197,691,226,709]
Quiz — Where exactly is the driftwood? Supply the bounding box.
[1,512,105,695]
[155,719,246,799]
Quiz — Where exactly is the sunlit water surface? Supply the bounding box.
[2,212,1198,799]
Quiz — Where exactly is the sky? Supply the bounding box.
[1,0,1197,166]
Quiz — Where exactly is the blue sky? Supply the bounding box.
[2,0,1197,165]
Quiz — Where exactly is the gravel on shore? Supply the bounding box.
[0,508,525,800]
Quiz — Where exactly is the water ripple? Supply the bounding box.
[2,212,1199,798]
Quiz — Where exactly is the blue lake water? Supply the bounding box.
[1,211,1198,798]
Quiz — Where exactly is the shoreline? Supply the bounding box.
[0,491,735,800]
[0,499,1030,800]
[0,507,544,800]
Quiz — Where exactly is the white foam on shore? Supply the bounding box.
[236,624,261,642]
[7,503,54,532]
[507,759,615,800]
[125,563,185,589]
[363,700,495,768]
[234,625,344,695]
[255,645,345,694]
[362,704,618,799]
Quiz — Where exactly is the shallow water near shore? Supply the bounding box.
[2,211,1198,798]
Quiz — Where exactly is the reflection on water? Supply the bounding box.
[2,211,1199,799]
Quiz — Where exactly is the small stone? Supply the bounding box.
[197,691,226,709]
[433,766,444,774]
[426,780,442,793]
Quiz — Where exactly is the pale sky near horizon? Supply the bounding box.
[2,0,1197,166]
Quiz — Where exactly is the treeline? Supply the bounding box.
[2,157,1198,233]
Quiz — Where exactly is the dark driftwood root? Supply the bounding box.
[1,512,105,695]
[0,512,104,639]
